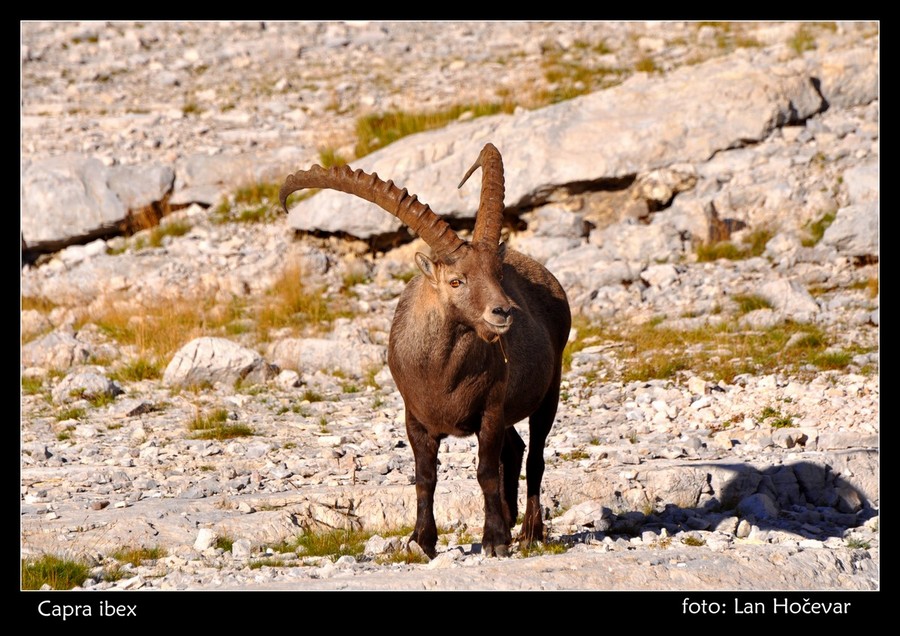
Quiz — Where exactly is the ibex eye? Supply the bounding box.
[449,279,462,288]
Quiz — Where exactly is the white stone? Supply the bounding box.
[193,528,218,551]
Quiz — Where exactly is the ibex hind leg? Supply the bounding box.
[500,427,526,529]
[519,372,561,548]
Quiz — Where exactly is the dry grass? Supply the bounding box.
[540,55,625,104]
[21,296,58,313]
[696,229,773,263]
[110,546,166,567]
[72,258,348,362]
[567,313,867,384]
[788,26,817,55]
[355,102,515,158]
[256,260,352,340]
[77,293,242,362]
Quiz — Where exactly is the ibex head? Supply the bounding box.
[280,143,515,342]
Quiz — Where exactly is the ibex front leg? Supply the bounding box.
[476,403,512,557]
[406,414,440,558]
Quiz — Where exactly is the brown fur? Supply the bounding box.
[281,144,571,558]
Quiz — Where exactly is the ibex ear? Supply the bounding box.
[415,252,439,286]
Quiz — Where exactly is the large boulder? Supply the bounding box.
[22,156,174,252]
[21,330,91,370]
[287,51,824,239]
[822,203,879,258]
[163,337,277,387]
[266,338,387,377]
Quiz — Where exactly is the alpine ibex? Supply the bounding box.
[280,143,571,558]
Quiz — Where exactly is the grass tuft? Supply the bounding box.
[286,527,371,560]
[355,102,515,158]
[22,376,44,395]
[788,26,817,55]
[318,147,348,168]
[757,405,796,429]
[518,540,569,558]
[110,546,166,567]
[188,408,253,440]
[22,555,90,590]
[802,211,836,247]
[697,229,773,262]
[56,407,86,422]
[733,294,773,315]
[110,357,162,382]
[681,536,706,547]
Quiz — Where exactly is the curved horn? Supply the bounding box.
[458,143,505,248]
[280,164,465,260]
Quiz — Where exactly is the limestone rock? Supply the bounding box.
[163,337,278,387]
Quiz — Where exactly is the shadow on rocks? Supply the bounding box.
[559,457,877,545]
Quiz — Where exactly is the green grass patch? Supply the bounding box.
[143,220,191,248]
[802,211,836,247]
[188,408,254,440]
[22,555,90,590]
[623,354,689,383]
[215,536,234,552]
[559,450,590,461]
[564,315,841,384]
[86,392,116,408]
[283,527,372,560]
[518,540,568,558]
[212,182,292,224]
[318,147,348,168]
[540,56,625,104]
[681,536,706,547]
[757,405,796,428]
[562,315,612,372]
[697,229,773,262]
[789,26,817,55]
[301,389,324,403]
[56,407,86,421]
[733,294,773,315]
[22,376,44,395]
[845,538,871,550]
[696,241,744,262]
[355,102,515,158]
[363,366,381,389]
[110,546,166,567]
[249,557,292,570]
[110,357,162,382]
[811,350,852,370]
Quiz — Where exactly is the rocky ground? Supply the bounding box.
[20,21,879,592]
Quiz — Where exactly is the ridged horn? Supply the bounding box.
[458,143,505,248]
[280,164,465,260]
